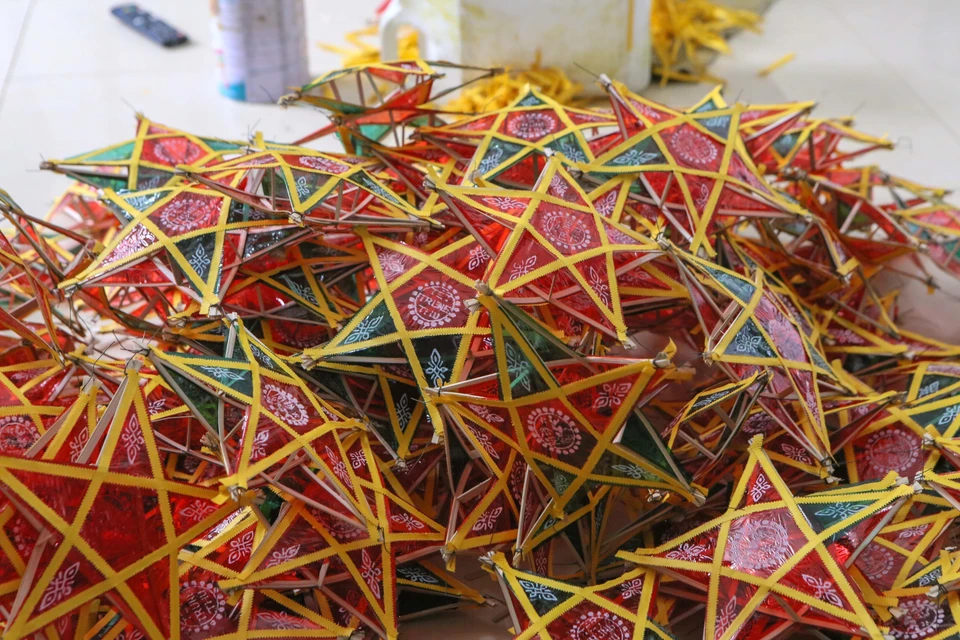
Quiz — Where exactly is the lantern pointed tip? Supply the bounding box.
[475,280,493,296]
[653,351,672,369]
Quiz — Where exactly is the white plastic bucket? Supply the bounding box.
[379,0,652,95]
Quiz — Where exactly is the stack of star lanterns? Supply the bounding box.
[1,58,960,640]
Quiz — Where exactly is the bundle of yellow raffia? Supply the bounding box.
[650,0,762,85]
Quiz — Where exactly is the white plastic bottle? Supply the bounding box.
[211,0,310,103]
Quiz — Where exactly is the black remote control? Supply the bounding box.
[111,4,188,48]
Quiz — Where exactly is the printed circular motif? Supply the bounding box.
[0,416,39,455]
[261,383,310,427]
[526,407,582,456]
[180,580,226,632]
[157,196,217,235]
[406,281,461,329]
[893,597,945,640]
[505,112,558,141]
[540,210,592,252]
[298,155,349,174]
[152,138,204,165]
[864,428,919,474]
[571,611,630,640]
[669,127,719,167]
[857,544,896,581]
[724,516,794,572]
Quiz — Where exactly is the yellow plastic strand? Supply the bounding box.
[651,0,762,85]
[319,24,420,67]
[442,63,584,114]
[758,51,796,77]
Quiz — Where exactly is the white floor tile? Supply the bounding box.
[11,0,211,78]
[0,0,31,95]
[830,0,960,145]
[9,0,379,80]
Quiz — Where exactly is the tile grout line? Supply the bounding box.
[0,0,38,114]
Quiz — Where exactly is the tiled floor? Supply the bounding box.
[1,1,959,635]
